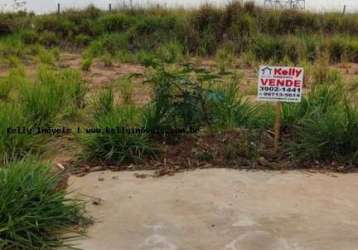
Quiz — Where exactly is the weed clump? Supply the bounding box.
[20,67,87,127]
[116,77,134,105]
[0,161,89,249]
[82,104,157,164]
[283,83,358,165]
[0,104,39,164]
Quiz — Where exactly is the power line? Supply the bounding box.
[264,0,305,10]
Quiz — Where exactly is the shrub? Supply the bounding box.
[38,31,59,46]
[35,15,75,38]
[74,34,92,47]
[19,29,38,44]
[226,12,257,52]
[135,50,157,66]
[97,14,136,33]
[97,32,130,54]
[0,160,89,249]
[81,106,157,164]
[143,64,216,132]
[253,35,285,62]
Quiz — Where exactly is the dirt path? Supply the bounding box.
[69,169,358,250]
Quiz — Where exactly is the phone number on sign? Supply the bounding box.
[259,87,301,93]
[259,92,301,98]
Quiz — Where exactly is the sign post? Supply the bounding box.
[257,66,304,153]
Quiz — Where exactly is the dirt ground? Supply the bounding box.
[69,169,358,250]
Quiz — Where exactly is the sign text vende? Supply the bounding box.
[257,66,304,103]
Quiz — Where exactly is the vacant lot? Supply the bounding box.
[0,2,357,249]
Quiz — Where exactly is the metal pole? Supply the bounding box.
[109,3,112,12]
[57,3,60,14]
[343,5,346,15]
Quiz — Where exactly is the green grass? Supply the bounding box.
[21,78,64,127]
[0,77,12,100]
[81,56,93,71]
[20,67,87,127]
[209,81,261,129]
[94,87,115,119]
[0,104,41,165]
[289,102,358,165]
[81,105,157,164]
[116,77,134,105]
[282,82,358,165]
[0,160,89,249]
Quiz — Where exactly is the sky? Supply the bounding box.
[0,0,357,14]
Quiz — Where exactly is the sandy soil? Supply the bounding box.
[68,169,358,250]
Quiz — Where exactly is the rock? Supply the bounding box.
[258,157,269,166]
[92,198,103,206]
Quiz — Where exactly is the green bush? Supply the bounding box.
[97,32,130,54]
[19,29,38,44]
[253,34,285,62]
[97,14,136,33]
[0,160,89,249]
[38,31,59,47]
[74,34,92,47]
[143,64,216,131]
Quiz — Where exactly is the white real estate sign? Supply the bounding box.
[257,66,304,103]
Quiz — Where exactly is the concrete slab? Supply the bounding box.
[68,169,358,250]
